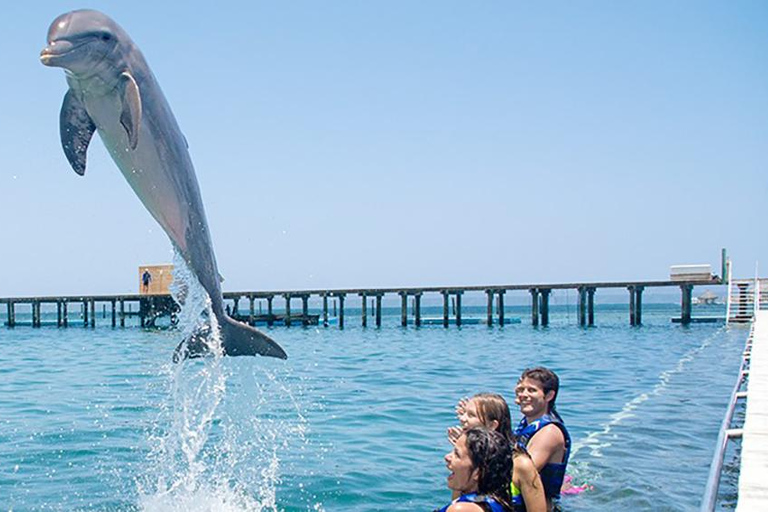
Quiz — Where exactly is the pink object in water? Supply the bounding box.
[561,475,592,495]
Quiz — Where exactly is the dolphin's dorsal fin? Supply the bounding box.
[60,90,96,176]
[119,71,142,150]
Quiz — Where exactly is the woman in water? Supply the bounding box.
[437,427,514,512]
[448,393,546,512]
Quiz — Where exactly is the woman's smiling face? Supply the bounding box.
[444,433,478,494]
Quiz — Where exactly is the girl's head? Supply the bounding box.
[445,427,513,497]
[460,393,513,439]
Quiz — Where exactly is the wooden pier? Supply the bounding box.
[736,309,768,511]
[0,277,721,329]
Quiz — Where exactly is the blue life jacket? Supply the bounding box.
[435,492,507,512]
[513,413,571,500]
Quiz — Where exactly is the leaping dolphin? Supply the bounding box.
[40,9,287,361]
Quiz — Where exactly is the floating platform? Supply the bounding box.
[418,317,522,326]
[671,316,724,324]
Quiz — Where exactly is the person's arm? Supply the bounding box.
[514,455,547,512]
[525,424,565,471]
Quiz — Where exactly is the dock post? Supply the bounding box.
[90,300,95,328]
[119,299,125,328]
[83,300,89,327]
[443,291,451,328]
[57,301,62,327]
[456,291,463,327]
[375,294,383,327]
[249,295,255,325]
[360,293,368,327]
[628,286,637,326]
[400,292,408,327]
[578,287,587,326]
[587,287,596,326]
[681,284,693,325]
[8,301,15,327]
[322,294,329,327]
[62,301,68,327]
[414,293,422,327]
[497,291,505,326]
[267,295,274,326]
[635,286,644,325]
[284,294,292,327]
[540,289,551,326]
[111,300,116,328]
[302,295,309,326]
[337,294,345,329]
[530,288,539,326]
[233,297,240,317]
[486,290,494,326]
[32,301,39,328]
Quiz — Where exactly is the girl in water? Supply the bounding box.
[436,427,514,512]
[448,393,546,512]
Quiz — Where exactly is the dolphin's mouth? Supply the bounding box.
[40,40,87,64]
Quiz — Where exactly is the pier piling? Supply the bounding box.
[578,286,587,326]
[336,293,345,329]
[681,284,694,325]
[414,293,422,327]
[444,291,451,327]
[530,289,539,326]
[375,294,383,327]
[587,287,596,326]
[486,290,494,326]
[267,296,274,326]
[284,294,292,327]
[119,299,124,328]
[497,291,505,326]
[322,294,329,326]
[540,289,551,326]
[360,293,368,327]
[400,292,408,327]
[111,300,116,327]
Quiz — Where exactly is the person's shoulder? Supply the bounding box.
[537,423,565,442]
[447,502,485,512]
[513,451,538,476]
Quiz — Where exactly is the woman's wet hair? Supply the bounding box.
[464,427,513,504]
[519,366,561,419]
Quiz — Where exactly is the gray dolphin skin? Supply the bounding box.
[40,9,287,361]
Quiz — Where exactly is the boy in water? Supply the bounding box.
[513,367,571,509]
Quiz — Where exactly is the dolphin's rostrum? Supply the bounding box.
[41,9,287,361]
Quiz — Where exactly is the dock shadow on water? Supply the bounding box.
[136,252,310,512]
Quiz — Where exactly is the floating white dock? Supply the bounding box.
[737,309,768,511]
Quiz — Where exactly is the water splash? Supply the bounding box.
[137,252,259,510]
[136,252,315,511]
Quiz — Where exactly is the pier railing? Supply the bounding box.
[700,324,752,511]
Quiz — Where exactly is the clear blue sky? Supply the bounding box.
[1,1,766,296]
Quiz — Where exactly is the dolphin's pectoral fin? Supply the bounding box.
[119,71,142,150]
[59,90,96,176]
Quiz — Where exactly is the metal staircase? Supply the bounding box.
[725,261,768,324]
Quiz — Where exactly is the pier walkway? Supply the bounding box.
[737,309,768,511]
[0,277,720,329]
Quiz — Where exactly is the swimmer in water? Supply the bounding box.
[448,393,546,512]
[513,367,571,510]
[436,427,514,512]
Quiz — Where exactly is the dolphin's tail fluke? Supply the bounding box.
[219,316,287,359]
[172,315,287,362]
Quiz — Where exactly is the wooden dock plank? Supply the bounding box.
[737,310,768,511]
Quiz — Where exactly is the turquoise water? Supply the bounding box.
[0,302,745,511]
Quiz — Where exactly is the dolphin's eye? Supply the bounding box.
[101,33,112,41]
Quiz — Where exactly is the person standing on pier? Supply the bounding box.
[513,367,571,510]
[142,269,152,294]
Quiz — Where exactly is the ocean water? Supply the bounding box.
[0,301,746,511]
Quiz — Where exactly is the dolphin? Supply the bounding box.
[40,9,287,361]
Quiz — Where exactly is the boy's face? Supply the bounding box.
[515,377,554,418]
